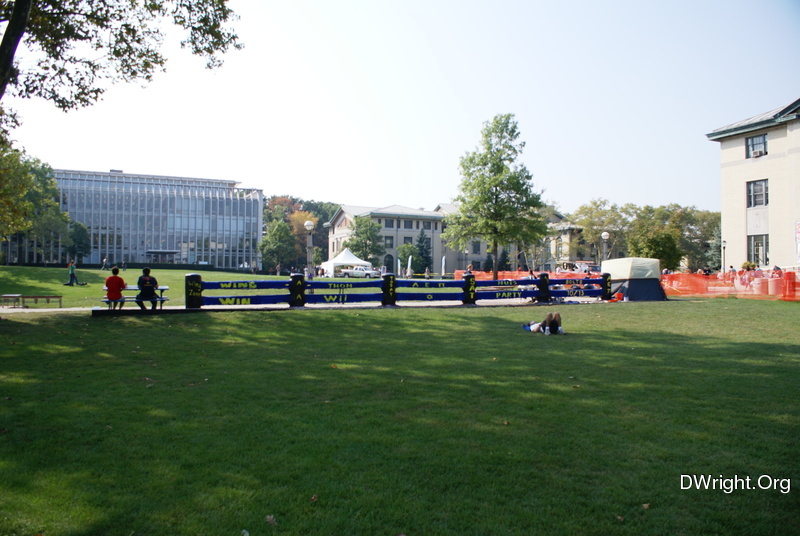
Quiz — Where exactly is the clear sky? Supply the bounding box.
[8,0,800,215]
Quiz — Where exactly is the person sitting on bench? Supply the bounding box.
[523,312,565,335]
[136,267,160,311]
[105,267,127,310]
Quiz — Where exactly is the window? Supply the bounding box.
[384,219,394,228]
[746,134,767,158]
[472,241,481,254]
[403,237,413,245]
[423,221,432,230]
[404,220,413,229]
[747,179,769,207]
[384,236,394,248]
[748,234,769,266]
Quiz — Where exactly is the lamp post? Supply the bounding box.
[304,220,315,271]
[722,240,727,273]
[601,231,610,261]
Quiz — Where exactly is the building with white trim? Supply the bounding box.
[707,98,800,270]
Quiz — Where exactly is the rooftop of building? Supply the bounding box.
[706,97,800,141]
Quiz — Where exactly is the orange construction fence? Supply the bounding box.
[661,271,800,302]
[449,269,800,302]
[453,269,602,281]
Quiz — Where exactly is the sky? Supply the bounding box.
[8,0,800,215]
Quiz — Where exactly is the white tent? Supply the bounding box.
[320,248,372,276]
[601,257,667,301]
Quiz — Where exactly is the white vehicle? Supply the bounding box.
[340,266,381,278]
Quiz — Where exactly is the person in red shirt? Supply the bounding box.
[105,266,127,310]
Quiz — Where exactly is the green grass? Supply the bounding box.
[0,277,798,534]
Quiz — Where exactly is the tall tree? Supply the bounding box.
[343,216,384,266]
[67,220,90,262]
[20,157,68,261]
[569,198,637,262]
[443,113,546,279]
[627,205,684,271]
[0,145,34,237]
[259,220,296,274]
[414,229,432,273]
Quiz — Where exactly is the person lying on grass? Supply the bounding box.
[523,312,565,335]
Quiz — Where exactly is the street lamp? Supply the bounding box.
[722,240,727,273]
[601,231,610,261]
[304,220,315,271]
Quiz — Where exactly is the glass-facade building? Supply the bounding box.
[54,169,264,269]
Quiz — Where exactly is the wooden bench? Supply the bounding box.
[15,295,63,308]
[2,294,22,308]
[102,285,169,310]
[102,296,170,309]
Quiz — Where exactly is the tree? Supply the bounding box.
[66,220,90,262]
[0,145,34,237]
[414,229,432,273]
[396,243,417,275]
[343,216,384,266]
[0,0,241,113]
[569,198,637,262]
[706,224,723,270]
[302,199,339,261]
[498,248,511,271]
[264,195,301,224]
[627,206,684,271]
[259,220,296,274]
[287,210,318,265]
[443,114,546,280]
[20,157,68,261]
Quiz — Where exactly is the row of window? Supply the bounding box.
[384,236,434,249]
[380,218,438,231]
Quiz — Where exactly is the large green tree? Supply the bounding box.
[259,220,296,274]
[0,0,241,137]
[343,216,384,266]
[627,205,684,271]
[0,145,34,237]
[568,198,637,262]
[20,157,68,260]
[414,229,432,273]
[443,113,546,280]
[66,220,89,262]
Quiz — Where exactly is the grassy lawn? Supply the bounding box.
[0,278,798,534]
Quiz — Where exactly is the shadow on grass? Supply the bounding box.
[0,307,798,535]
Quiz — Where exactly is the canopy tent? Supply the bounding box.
[320,248,372,276]
[601,257,667,301]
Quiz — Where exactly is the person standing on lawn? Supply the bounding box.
[105,267,127,309]
[64,261,79,286]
